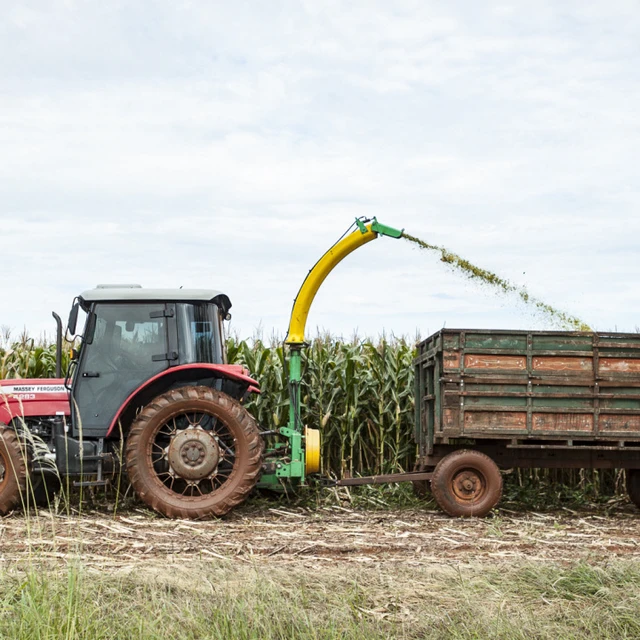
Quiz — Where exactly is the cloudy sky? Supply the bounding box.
[1,1,638,342]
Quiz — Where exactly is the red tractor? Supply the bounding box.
[0,285,264,518]
[0,219,405,519]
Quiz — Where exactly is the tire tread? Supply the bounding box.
[125,386,263,519]
[431,449,502,518]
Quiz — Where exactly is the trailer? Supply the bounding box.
[411,328,640,516]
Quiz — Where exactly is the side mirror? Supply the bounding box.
[67,302,79,336]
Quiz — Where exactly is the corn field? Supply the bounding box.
[0,330,70,380]
[227,335,417,476]
[0,330,627,497]
[0,330,418,476]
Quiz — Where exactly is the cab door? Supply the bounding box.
[71,303,175,437]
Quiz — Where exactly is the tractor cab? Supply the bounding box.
[67,285,232,437]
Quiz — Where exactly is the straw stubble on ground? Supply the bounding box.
[3,504,640,639]
[4,505,640,567]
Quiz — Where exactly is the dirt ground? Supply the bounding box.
[2,501,640,570]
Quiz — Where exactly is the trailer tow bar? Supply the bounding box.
[336,471,433,487]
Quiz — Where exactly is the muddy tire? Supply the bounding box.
[0,427,29,514]
[125,386,263,519]
[431,449,502,517]
[626,469,640,509]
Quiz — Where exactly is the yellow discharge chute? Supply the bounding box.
[285,223,375,345]
[285,219,403,345]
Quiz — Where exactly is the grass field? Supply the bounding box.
[5,558,640,639]
[2,500,640,639]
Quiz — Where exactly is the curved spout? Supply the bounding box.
[285,219,403,345]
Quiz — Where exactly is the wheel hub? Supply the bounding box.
[451,470,484,502]
[167,427,220,481]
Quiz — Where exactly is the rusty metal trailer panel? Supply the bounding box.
[414,329,640,456]
[411,329,640,516]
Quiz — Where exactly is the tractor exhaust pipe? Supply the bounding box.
[52,311,63,378]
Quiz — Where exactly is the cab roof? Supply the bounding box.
[79,285,232,313]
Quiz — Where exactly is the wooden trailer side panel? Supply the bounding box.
[414,330,640,451]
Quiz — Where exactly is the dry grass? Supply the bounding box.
[3,501,640,568]
[3,503,640,638]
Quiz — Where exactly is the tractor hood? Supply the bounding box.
[0,379,70,425]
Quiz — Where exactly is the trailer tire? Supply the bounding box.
[125,386,263,519]
[0,427,29,515]
[626,470,640,510]
[431,449,502,517]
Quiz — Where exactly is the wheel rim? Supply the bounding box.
[146,410,238,499]
[450,468,486,504]
[168,427,221,480]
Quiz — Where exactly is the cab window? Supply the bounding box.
[177,303,223,364]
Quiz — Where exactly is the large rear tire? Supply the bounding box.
[125,386,263,519]
[431,449,502,517]
[0,427,29,514]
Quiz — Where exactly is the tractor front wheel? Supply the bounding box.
[125,386,263,519]
[431,449,502,517]
[0,427,28,514]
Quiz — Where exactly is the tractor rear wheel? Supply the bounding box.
[626,469,640,509]
[125,386,263,519]
[431,449,502,517]
[0,427,29,514]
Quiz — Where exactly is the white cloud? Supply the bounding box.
[0,0,638,341]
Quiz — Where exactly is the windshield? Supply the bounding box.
[177,303,224,365]
[71,303,169,435]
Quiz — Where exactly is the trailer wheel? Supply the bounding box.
[125,386,263,519]
[431,450,502,517]
[626,470,640,509]
[0,427,29,515]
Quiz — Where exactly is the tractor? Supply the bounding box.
[0,219,405,518]
[0,286,264,518]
